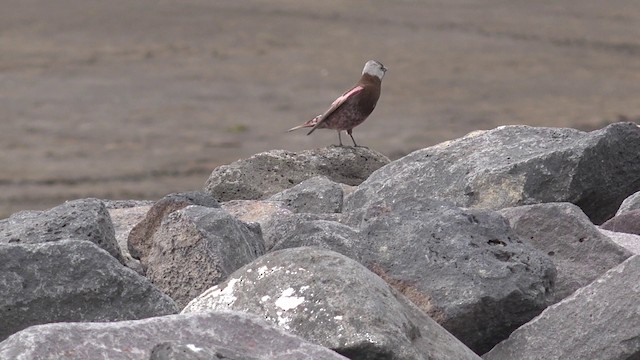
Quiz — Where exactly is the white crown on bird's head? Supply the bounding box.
[362,60,387,80]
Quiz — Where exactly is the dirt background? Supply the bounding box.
[2,0,639,218]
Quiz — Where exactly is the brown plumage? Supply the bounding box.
[288,60,387,146]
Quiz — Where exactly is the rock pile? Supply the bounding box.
[1,122,640,359]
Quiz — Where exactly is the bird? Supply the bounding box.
[288,60,387,147]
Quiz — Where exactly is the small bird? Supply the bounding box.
[288,60,387,146]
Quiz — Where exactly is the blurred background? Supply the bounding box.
[1,0,639,218]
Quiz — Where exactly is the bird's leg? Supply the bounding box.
[337,131,344,146]
[347,129,358,147]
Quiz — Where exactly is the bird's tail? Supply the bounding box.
[287,115,322,132]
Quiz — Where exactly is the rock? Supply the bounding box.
[499,202,632,303]
[261,213,343,251]
[107,203,151,274]
[149,341,257,360]
[128,191,219,261]
[269,176,343,214]
[143,206,265,308]
[204,147,390,202]
[600,209,640,235]
[222,200,292,223]
[483,255,640,360]
[0,311,345,360]
[183,247,481,360]
[598,229,640,255]
[343,194,556,354]
[616,190,640,215]
[268,217,361,259]
[0,240,178,341]
[221,200,293,240]
[0,198,124,263]
[345,122,640,224]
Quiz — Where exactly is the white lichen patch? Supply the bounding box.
[181,277,241,313]
[275,288,305,311]
[186,344,203,352]
[260,295,271,303]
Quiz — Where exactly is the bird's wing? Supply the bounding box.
[307,85,364,135]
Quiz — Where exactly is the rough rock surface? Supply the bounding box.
[128,191,219,261]
[204,147,390,202]
[183,247,481,360]
[262,213,348,252]
[269,176,344,214]
[499,202,632,303]
[221,200,294,249]
[345,122,640,224]
[0,311,345,360]
[600,209,640,236]
[483,255,640,360]
[144,206,265,308]
[616,190,640,215]
[149,342,259,360]
[598,229,640,255]
[0,240,178,341]
[342,194,556,354]
[0,198,124,263]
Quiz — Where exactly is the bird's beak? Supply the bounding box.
[287,124,306,132]
[382,66,388,73]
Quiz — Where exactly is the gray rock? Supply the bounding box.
[599,229,640,255]
[616,190,640,215]
[269,176,343,214]
[483,255,640,360]
[150,341,258,360]
[0,198,124,263]
[601,209,640,235]
[183,247,481,360]
[221,200,293,249]
[345,122,640,224]
[343,194,556,354]
[499,202,632,303]
[261,213,343,251]
[204,147,390,202]
[0,240,178,341]
[144,206,265,308]
[268,218,361,259]
[108,204,152,274]
[128,191,219,261]
[0,311,345,360]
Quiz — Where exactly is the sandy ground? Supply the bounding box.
[1,0,639,218]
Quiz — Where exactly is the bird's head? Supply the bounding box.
[362,60,387,80]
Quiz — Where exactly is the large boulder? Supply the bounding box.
[128,191,219,261]
[262,213,348,252]
[0,198,124,263]
[268,176,344,214]
[143,206,265,308]
[183,247,481,360]
[0,240,177,341]
[499,202,632,303]
[0,311,346,360]
[345,122,640,224]
[483,255,640,360]
[204,147,390,202]
[342,194,556,354]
